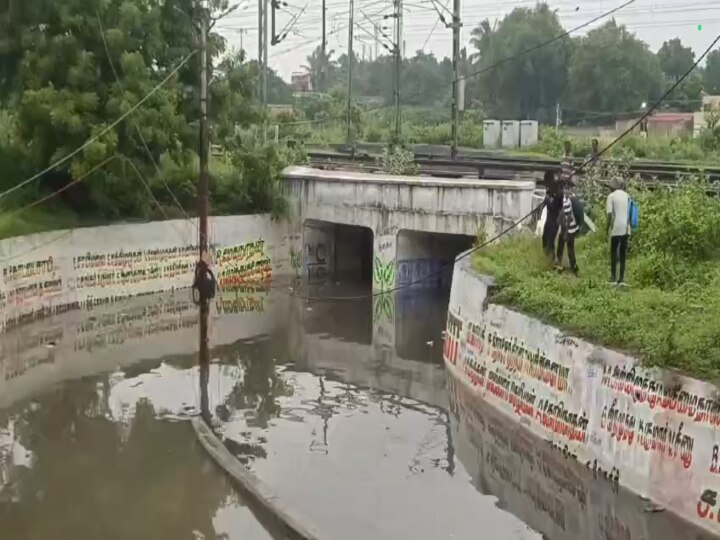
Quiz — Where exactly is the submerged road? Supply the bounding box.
[0,282,712,539]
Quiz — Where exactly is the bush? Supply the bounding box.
[381,146,419,175]
[472,178,720,379]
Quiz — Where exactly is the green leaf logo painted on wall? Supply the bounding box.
[373,257,396,290]
[290,249,302,273]
[373,292,395,324]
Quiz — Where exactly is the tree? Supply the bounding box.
[400,52,449,106]
[658,38,695,81]
[705,50,720,95]
[568,21,662,114]
[470,5,569,121]
[303,45,337,92]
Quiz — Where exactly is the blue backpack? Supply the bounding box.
[628,198,639,231]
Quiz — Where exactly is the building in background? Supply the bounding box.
[647,112,694,138]
[694,95,720,138]
[291,72,312,93]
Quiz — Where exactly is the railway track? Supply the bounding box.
[306,149,720,183]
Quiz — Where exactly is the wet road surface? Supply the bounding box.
[0,283,713,539]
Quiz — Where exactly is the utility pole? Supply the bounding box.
[196,0,212,390]
[199,0,210,269]
[450,0,461,159]
[346,0,354,148]
[321,0,326,92]
[258,0,263,96]
[262,0,269,142]
[237,28,245,53]
[393,0,402,143]
[374,25,379,61]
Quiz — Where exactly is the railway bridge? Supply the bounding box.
[281,166,535,291]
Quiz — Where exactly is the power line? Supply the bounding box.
[0,50,198,203]
[456,0,637,85]
[95,10,191,221]
[1,156,118,222]
[279,28,720,303]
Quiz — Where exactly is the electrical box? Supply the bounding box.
[520,120,539,148]
[483,120,501,148]
[501,120,520,149]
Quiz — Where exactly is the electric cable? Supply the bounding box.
[455,0,637,85]
[96,10,192,222]
[271,28,720,302]
[0,50,198,202]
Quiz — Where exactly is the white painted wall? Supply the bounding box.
[0,214,298,329]
[447,256,720,536]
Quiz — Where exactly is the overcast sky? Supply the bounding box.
[217,0,720,80]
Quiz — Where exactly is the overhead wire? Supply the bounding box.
[456,0,637,85]
[95,10,192,222]
[276,28,720,303]
[0,49,198,203]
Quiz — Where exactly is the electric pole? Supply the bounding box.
[237,28,246,53]
[393,0,402,143]
[262,0,268,108]
[258,0,263,96]
[199,1,210,268]
[374,25,379,61]
[321,0,326,92]
[450,0,461,159]
[346,0,354,148]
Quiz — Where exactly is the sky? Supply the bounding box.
[216,0,720,81]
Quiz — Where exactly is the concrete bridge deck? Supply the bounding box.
[281,166,536,290]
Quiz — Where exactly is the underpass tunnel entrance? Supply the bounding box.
[303,220,374,287]
[393,230,474,361]
[395,230,475,290]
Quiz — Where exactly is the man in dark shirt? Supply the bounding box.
[542,171,562,258]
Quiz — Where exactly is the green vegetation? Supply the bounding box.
[528,125,720,163]
[0,0,291,232]
[472,178,720,380]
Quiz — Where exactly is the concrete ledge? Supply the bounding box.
[283,165,536,190]
[191,418,321,540]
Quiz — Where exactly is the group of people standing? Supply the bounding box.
[541,140,632,285]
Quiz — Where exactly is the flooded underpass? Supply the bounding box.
[0,281,713,539]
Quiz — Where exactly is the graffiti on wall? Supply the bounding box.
[396,259,442,289]
[3,257,62,310]
[373,233,396,291]
[305,241,328,282]
[0,232,275,330]
[446,266,720,536]
[447,376,696,540]
[216,240,272,290]
[373,292,395,325]
[216,285,268,314]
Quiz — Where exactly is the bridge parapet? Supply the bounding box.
[281,166,536,290]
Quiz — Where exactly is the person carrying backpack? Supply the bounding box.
[555,187,583,275]
[541,170,563,258]
[606,177,635,285]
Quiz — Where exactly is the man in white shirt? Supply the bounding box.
[606,177,630,284]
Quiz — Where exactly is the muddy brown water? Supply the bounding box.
[0,283,713,539]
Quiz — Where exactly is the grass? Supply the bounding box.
[0,206,82,240]
[472,232,720,381]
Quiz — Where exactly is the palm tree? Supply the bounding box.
[303,45,336,92]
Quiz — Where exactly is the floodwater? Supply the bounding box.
[0,281,713,539]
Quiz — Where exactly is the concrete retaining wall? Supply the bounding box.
[0,215,297,329]
[446,255,720,536]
